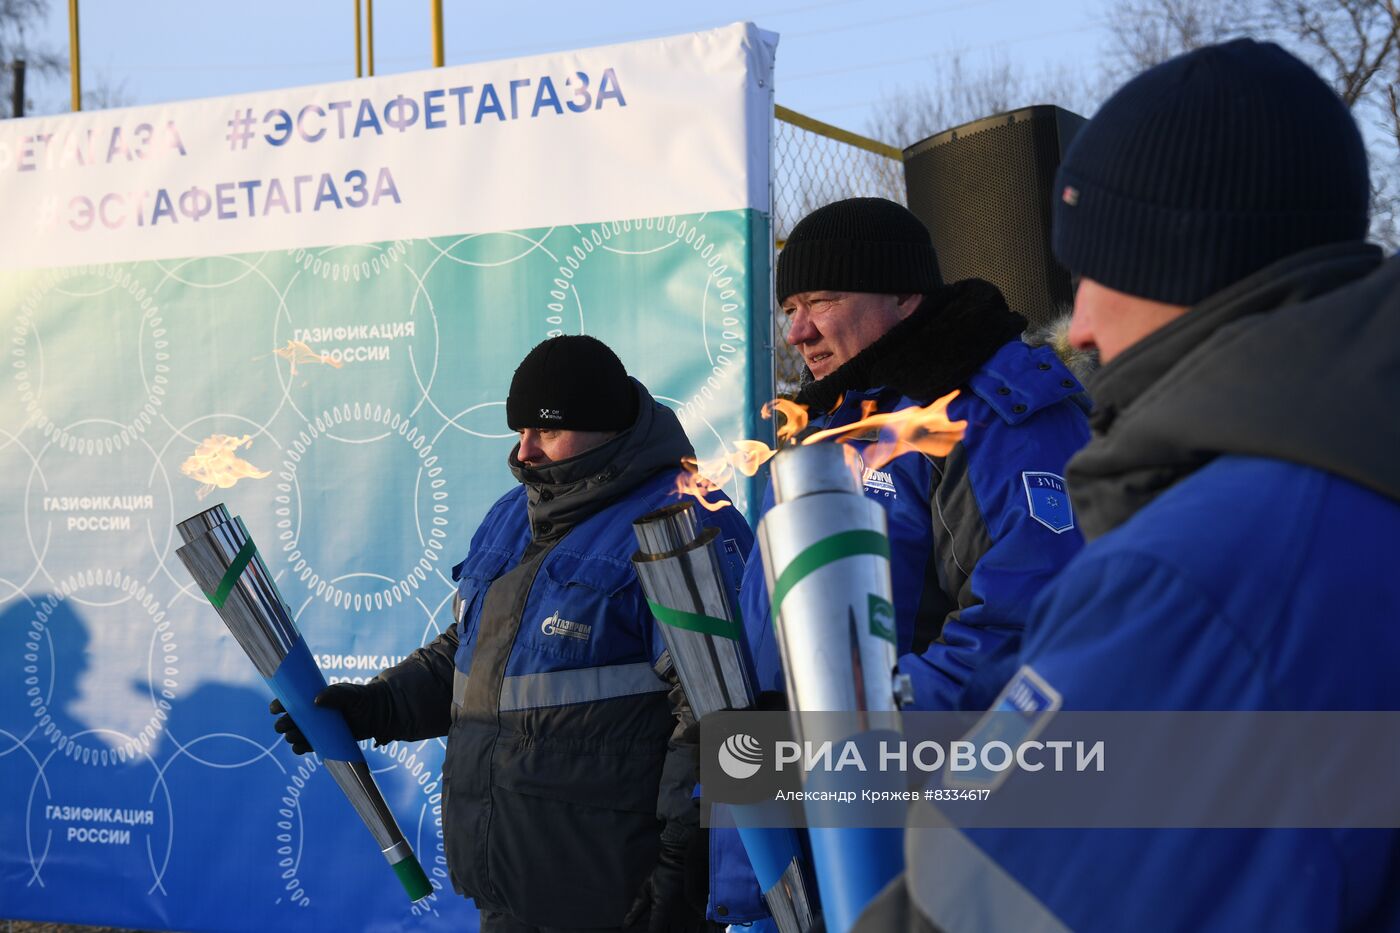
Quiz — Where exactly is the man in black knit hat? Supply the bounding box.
[744,197,1093,707]
[706,198,1094,923]
[273,335,750,933]
[878,38,1400,932]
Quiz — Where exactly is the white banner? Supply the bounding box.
[0,22,777,268]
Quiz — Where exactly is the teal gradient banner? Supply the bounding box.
[0,210,771,931]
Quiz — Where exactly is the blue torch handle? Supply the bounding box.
[268,635,365,763]
[736,824,803,893]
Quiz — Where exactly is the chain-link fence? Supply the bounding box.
[772,105,903,396]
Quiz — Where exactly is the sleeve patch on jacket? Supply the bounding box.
[993,665,1062,715]
[1022,471,1074,533]
[946,665,1062,791]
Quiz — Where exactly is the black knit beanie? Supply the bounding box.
[506,335,637,431]
[1054,38,1369,307]
[776,197,943,304]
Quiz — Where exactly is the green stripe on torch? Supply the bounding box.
[769,529,890,622]
[206,538,258,609]
[647,600,743,640]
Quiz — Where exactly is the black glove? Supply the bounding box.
[269,681,393,755]
[624,825,711,933]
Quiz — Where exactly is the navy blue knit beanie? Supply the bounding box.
[1053,38,1370,306]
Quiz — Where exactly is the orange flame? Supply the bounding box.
[761,398,810,444]
[803,390,966,471]
[180,434,272,500]
[841,442,866,482]
[676,456,733,512]
[731,439,778,477]
[271,339,343,376]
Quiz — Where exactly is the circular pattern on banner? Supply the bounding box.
[275,241,441,427]
[272,405,450,611]
[438,401,513,441]
[427,406,516,588]
[149,253,291,444]
[153,253,273,289]
[23,420,174,592]
[292,586,443,682]
[21,730,173,893]
[589,214,699,255]
[0,429,42,600]
[18,570,180,765]
[0,268,46,441]
[417,232,565,428]
[266,743,447,915]
[10,266,170,453]
[372,742,447,918]
[539,215,707,339]
[0,593,42,748]
[151,717,289,901]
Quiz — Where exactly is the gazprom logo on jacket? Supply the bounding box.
[1022,472,1074,534]
[863,467,897,498]
[541,610,592,640]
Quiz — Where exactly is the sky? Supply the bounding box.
[25,0,1113,146]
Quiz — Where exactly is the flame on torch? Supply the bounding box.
[762,398,810,443]
[180,434,272,500]
[803,390,966,471]
[676,456,734,512]
[730,439,778,477]
[671,393,965,514]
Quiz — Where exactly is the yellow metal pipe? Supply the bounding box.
[354,0,363,77]
[68,0,81,111]
[431,0,444,67]
[775,104,902,161]
[366,0,375,76]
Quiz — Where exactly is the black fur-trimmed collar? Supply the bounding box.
[794,278,1027,412]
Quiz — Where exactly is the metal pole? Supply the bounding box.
[11,60,25,118]
[354,0,363,77]
[366,0,375,76]
[67,0,81,111]
[431,0,444,67]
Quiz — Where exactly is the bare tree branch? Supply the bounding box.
[1105,0,1260,73]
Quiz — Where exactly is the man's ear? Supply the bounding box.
[895,293,924,319]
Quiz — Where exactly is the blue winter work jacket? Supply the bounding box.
[375,385,752,928]
[904,245,1400,932]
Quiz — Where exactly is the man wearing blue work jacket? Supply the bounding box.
[875,39,1400,933]
[274,335,750,933]
[708,198,1093,924]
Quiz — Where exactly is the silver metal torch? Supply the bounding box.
[632,502,815,933]
[757,443,904,719]
[756,442,907,933]
[632,502,754,719]
[175,504,433,902]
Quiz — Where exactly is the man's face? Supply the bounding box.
[1069,277,1190,364]
[782,291,923,380]
[515,428,616,467]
